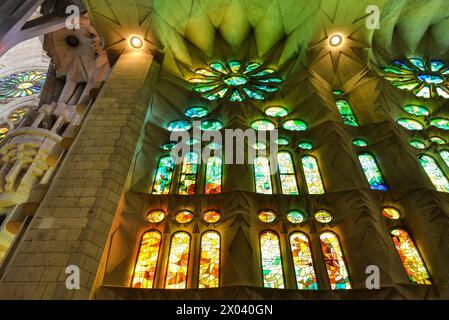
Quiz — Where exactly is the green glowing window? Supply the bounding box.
[402,104,429,116]
[418,155,449,192]
[301,156,325,194]
[335,99,358,126]
[409,140,426,149]
[178,152,199,195]
[282,119,308,131]
[152,156,175,194]
[251,120,275,131]
[277,152,299,195]
[396,119,424,131]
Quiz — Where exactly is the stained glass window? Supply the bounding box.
[282,119,308,131]
[418,155,449,192]
[320,232,351,290]
[152,156,175,194]
[167,120,192,131]
[383,58,449,99]
[409,140,426,149]
[298,142,313,150]
[301,156,325,194]
[440,150,449,167]
[290,232,318,290]
[132,231,162,289]
[185,106,208,118]
[430,136,446,145]
[145,209,166,223]
[403,104,429,116]
[260,231,284,288]
[199,231,220,288]
[189,61,283,102]
[165,232,191,289]
[254,157,273,194]
[430,118,449,130]
[175,210,194,224]
[352,139,368,147]
[265,106,289,118]
[178,152,199,195]
[8,108,27,122]
[358,153,388,191]
[381,207,401,220]
[286,210,305,224]
[252,142,267,150]
[251,120,275,131]
[391,229,431,285]
[0,126,9,140]
[161,142,176,151]
[200,120,223,131]
[202,210,221,223]
[277,152,299,195]
[335,99,358,126]
[397,119,424,131]
[314,210,333,223]
[276,137,289,145]
[0,71,47,98]
[205,156,222,194]
[258,210,277,223]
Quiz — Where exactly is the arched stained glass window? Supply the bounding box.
[301,156,325,194]
[418,155,449,192]
[335,99,358,126]
[179,152,199,195]
[390,229,431,285]
[254,157,273,194]
[165,232,191,289]
[205,156,222,194]
[277,152,299,195]
[440,150,449,167]
[289,232,318,290]
[152,156,175,194]
[198,231,220,288]
[260,231,284,288]
[132,231,162,289]
[319,232,351,290]
[358,153,388,191]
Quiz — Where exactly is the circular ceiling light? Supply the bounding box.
[329,34,343,47]
[130,36,144,49]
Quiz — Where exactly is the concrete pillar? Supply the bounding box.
[0,49,154,299]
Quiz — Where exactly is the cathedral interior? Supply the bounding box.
[0,0,448,300]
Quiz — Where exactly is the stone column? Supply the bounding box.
[0,50,154,299]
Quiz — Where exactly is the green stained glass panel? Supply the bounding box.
[430,118,449,130]
[251,120,275,131]
[265,106,289,118]
[152,156,175,194]
[205,156,222,194]
[185,106,208,118]
[260,232,284,289]
[167,120,192,132]
[397,119,424,131]
[352,139,368,147]
[200,120,223,131]
[301,156,325,194]
[298,142,313,150]
[277,152,299,195]
[282,120,308,131]
[358,153,388,191]
[335,99,358,126]
[254,157,273,194]
[410,140,426,149]
[418,155,449,193]
[403,104,429,116]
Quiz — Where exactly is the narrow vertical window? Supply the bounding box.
[198,231,220,288]
[254,156,273,194]
[320,232,351,290]
[301,155,325,194]
[165,232,191,289]
[260,231,284,288]
[335,99,358,126]
[178,152,199,195]
[132,231,162,289]
[277,152,299,195]
[439,150,449,167]
[358,152,388,191]
[418,155,449,192]
[391,229,431,285]
[289,232,318,290]
[152,156,175,194]
[205,156,222,194]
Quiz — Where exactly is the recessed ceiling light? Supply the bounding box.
[130,36,144,49]
[329,34,343,47]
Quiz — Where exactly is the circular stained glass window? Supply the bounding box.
[185,106,208,118]
[251,120,275,131]
[314,210,333,223]
[282,119,308,131]
[265,106,289,118]
[402,104,429,116]
[430,136,447,145]
[252,142,267,150]
[409,140,426,149]
[145,209,166,223]
[275,137,289,145]
[202,210,221,223]
[286,210,305,224]
[396,119,424,131]
[200,120,223,131]
[167,120,192,131]
[381,207,401,220]
[352,138,368,147]
[8,108,27,122]
[175,210,194,224]
[0,71,47,98]
[258,210,277,223]
[161,142,177,150]
[430,118,449,130]
[0,126,9,140]
[298,142,313,150]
